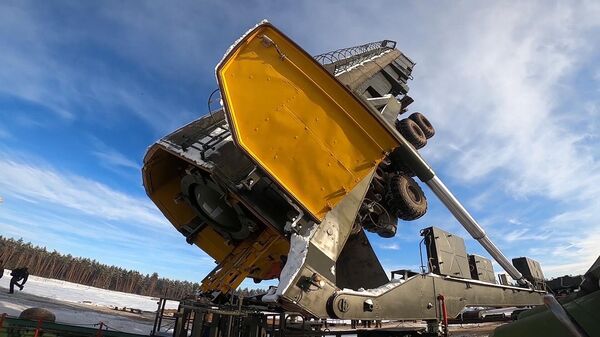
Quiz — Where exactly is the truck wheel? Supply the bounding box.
[386,174,427,220]
[396,118,427,149]
[408,112,435,139]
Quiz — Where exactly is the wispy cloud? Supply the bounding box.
[92,148,138,170]
[399,2,600,276]
[0,2,201,134]
[295,0,600,276]
[0,151,164,227]
[501,228,551,243]
[90,138,139,171]
[379,242,400,250]
[528,231,600,276]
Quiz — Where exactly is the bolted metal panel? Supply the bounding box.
[512,257,545,284]
[368,72,395,97]
[217,23,400,221]
[581,255,600,293]
[423,227,472,279]
[469,254,496,283]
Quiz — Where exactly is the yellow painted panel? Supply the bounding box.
[217,23,399,220]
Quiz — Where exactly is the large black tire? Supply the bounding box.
[395,118,427,149]
[386,174,427,221]
[409,112,435,139]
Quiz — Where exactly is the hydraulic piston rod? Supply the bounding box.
[393,142,530,287]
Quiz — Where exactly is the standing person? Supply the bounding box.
[0,260,4,280]
[9,267,29,294]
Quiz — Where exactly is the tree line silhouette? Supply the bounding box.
[0,236,202,299]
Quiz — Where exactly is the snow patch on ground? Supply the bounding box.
[0,269,179,334]
[0,269,178,311]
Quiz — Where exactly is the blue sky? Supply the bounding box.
[1,1,599,286]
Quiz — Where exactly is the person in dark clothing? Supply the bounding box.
[0,260,4,280]
[9,267,29,294]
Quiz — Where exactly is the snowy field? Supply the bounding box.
[0,269,179,334]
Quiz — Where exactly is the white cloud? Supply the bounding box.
[379,242,400,250]
[412,5,600,197]
[503,229,547,243]
[0,152,165,228]
[90,138,139,171]
[528,232,600,276]
[0,3,200,133]
[92,148,139,170]
[405,2,600,276]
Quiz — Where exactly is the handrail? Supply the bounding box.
[314,40,396,75]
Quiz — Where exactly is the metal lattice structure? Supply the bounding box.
[314,40,396,75]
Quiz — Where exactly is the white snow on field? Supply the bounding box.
[0,269,180,334]
[0,269,179,311]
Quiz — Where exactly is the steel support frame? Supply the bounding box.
[329,274,544,320]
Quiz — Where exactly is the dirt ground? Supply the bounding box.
[326,321,504,336]
[449,322,503,337]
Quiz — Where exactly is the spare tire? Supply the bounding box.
[408,112,435,139]
[386,174,427,221]
[395,118,427,149]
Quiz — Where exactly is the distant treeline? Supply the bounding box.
[234,287,270,297]
[0,236,266,299]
